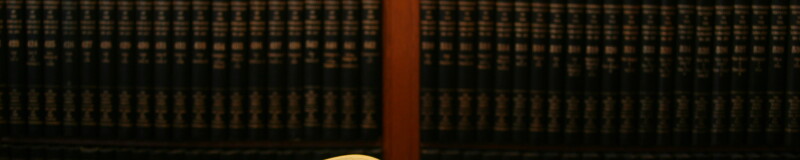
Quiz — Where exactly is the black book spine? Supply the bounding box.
[79,0,99,138]
[620,0,640,146]
[59,0,79,137]
[788,0,800,146]
[638,0,659,146]
[600,0,621,146]
[246,0,266,140]
[436,0,456,142]
[210,0,229,140]
[302,0,322,140]
[510,0,529,143]
[171,0,191,140]
[420,0,438,142]
[546,0,565,145]
[285,0,304,140]
[711,0,732,146]
[748,0,769,145]
[674,0,695,146]
[97,0,116,138]
[340,0,360,140]
[729,0,750,145]
[266,0,286,141]
[528,0,548,145]
[0,0,7,137]
[493,0,512,143]
[692,0,714,146]
[582,0,602,145]
[321,0,341,140]
[228,0,247,140]
[565,0,585,145]
[359,0,381,140]
[656,0,675,146]
[6,0,26,138]
[766,0,789,145]
[474,0,493,143]
[455,0,476,143]
[134,0,153,139]
[25,0,44,137]
[190,0,211,140]
[153,0,172,140]
[115,0,135,139]
[42,0,61,137]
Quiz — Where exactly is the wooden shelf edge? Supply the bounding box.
[422,143,800,152]
[2,137,381,148]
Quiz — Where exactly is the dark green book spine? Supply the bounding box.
[152,0,172,140]
[474,0,493,143]
[6,0,26,137]
[493,0,512,143]
[266,0,286,140]
[190,0,211,140]
[97,0,116,138]
[360,0,381,140]
[565,0,585,145]
[79,0,99,138]
[674,0,695,146]
[766,0,789,145]
[228,0,247,140]
[59,0,79,137]
[546,0,565,145]
[340,0,360,140]
[321,0,341,140]
[729,0,750,145]
[246,0,266,140]
[510,0,529,143]
[619,0,640,146]
[42,0,61,137]
[656,0,676,146]
[711,0,732,146]
[455,0,476,142]
[582,0,602,145]
[638,0,659,146]
[115,0,135,139]
[437,0,457,142]
[529,0,548,145]
[302,0,322,140]
[210,0,229,140]
[25,0,44,137]
[692,0,713,146]
[134,0,153,139]
[285,0,304,140]
[748,0,769,145]
[600,0,621,145]
[420,0,438,142]
[788,0,800,146]
[171,0,191,140]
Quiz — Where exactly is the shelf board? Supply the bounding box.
[423,143,800,152]
[2,137,381,148]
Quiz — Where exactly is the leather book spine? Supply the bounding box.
[692,0,714,146]
[729,0,750,145]
[528,0,548,145]
[582,0,602,145]
[493,0,513,143]
[638,0,660,146]
[510,0,530,143]
[170,0,191,140]
[152,0,172,140]
[564,0,585,145]
[228,0,247,140]
[656,0,676,146]
[673,0,695,146]
[546,0,566,145]
[474,0,494,143]
[359,0,381,140]
[209,0,230,140]
[246,0,266,140]
[766,0,789,145]
[189,0,211,140]
[619,0,640,146]
[420,0,438,142]
[302,0,322,140]
[133,0,153,139]
[455,0,476,143]
[321,0,341,140]
[115,0,135,139]
[42,0,61,137]
[285,0,304,140]
[59,0,80,137]
[710,0,732,146]
[599,0,621,145]
[79,0,99,138]
[437,0,457,142]
[340,0,361,140]
[25,0,44,137]
[97,0,116,138]
[748,0,769,145]
[266,0,287,141]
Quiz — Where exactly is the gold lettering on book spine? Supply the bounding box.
[268,92,283,129]
[248,92,263,129]
[341,91,356,129]
[82,90,96,126]
[229,93,243,129]
[27,91,42,125]
[155,92,169,128]
[99,91,113,127]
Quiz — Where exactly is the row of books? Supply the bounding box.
[0,144,381,160]
[422,149,799,160]
[420,0,800,146]
[0,0,381,141]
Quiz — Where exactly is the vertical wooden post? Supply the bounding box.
[382,0,420,159]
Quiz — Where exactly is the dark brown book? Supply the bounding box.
[656,0,676,146]
[115,0,136,139]
[546,0,566,145]
[493,0,513,143]
[692,0,714,146]
[600,0,621,145]
[41,0,61,137]
[246,0,266,140]
[510,0,530,143]
[638,0,660,146]
[619,0,640,146]
[436,0,457,142]
[6,0,26,137]
[420,0,438,142]
[152,0,172,140]
[564,0,585,145]
[228,0,247,140]
[59,0,80,137]
[0,0,7,137]
[79,0,99,138]
[455,0,476,142]
[340,0,361,140]
[711,0,732,146]
[26,0,44,137]
[134,0,154,139]
[474,0,493,143]
[266,0,286,140]
[748,0,769,145]
[674,0,695,146]
[302,0,323,140]
[97,0,116,138]
[210,0,230,140]
[321,0,341,140]
[788,0,800,146]
[170,0,191,140]
[729,0,750,145]
[359,0,381,140]
[528,0,548,145]
[582,0,602,145]
[285,0,304,140]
